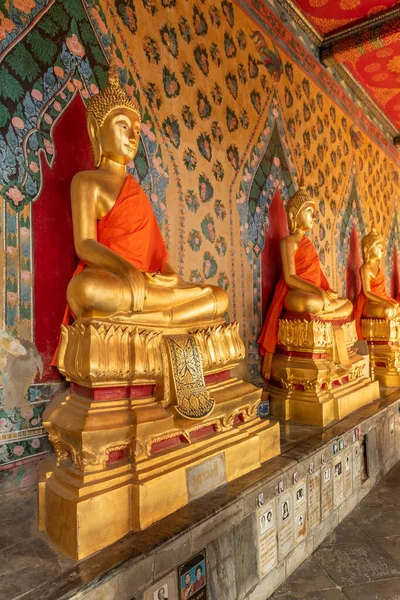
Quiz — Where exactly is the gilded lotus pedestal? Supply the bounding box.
[39,319,280,559]
[361,318,400,387]
[266,318,380,426]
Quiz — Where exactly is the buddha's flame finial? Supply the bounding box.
[362,223,382,259]
[285,167,315,233]
[108,44,119,87]
[86,43,141,128]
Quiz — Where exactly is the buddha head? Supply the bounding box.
[286,174,316,234]
[86,50,141,167]
[362,227,383,262]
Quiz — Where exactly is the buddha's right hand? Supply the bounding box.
[124,266,147,312]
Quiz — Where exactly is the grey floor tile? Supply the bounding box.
[313,541,400,586]
[320,520,370,547]
[357,490,396,510]
[342,578,400,600]
[375,484,400,509]
[0,563,59,600]
[349,499,400,539]
[380,467,400,487]
[7,541,42,572]
[271,557,337,596]
[374,535,400,562]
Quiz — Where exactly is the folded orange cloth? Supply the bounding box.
[353,268,393,339]
[51,175,168,365]
[258,235,329,356]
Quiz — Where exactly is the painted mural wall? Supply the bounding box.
[0,0,399,481]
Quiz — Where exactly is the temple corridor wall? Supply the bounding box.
[0,0,399,479]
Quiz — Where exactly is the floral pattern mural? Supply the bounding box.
[0,0,399,472]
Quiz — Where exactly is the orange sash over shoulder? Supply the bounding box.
[258,235,329,356]
[51,175,168,365]
[353,269,392,339]
[96,174,168,273]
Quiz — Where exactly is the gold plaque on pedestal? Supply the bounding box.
[267,319,380,426]
[163,334,214,419]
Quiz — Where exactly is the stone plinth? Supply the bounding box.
[267,319,380,426]
[39,319,280,559]
[362,318,400,387]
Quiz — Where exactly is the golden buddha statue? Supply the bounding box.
[41,51,281,560]
[354,228,400,388]
[65,54,227,330]
[353,227,399,336]
[258,177,379,426]
[258,177,352,378]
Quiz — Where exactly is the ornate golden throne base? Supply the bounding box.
[266,319,380,427]
[39,319,280,559]
[362,318,400,387]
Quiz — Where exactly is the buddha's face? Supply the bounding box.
[369,241,383,260]
[296,203,315,231]
[98,108,140,165]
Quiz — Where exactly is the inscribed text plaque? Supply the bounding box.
[293,480,307,543]
[333,456,344,508]
[258,501,277,578]
[186,454,226,501]
[278,492,294,560]
[308,470,321,531]
[344,451,352,499]
[321,464,333,521]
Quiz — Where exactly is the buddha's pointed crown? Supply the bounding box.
[362,224,382,257]
[86,45,141,127]
[286,170,315,221]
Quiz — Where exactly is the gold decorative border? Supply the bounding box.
[323,7,400,46]
[274,0,400,138]
[361,318,400,342]
[320,56,398,138]
[275,0,400,46]
[274,0,323,45]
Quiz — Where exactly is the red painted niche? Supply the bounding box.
[33,94,94,381]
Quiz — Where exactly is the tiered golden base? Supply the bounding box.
[362,318,400,387]
[39,319,280,559]
[267,319,380,426]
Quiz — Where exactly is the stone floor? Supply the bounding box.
[2,463,400,600]
[271,460,400,600]
[0,388,398,600]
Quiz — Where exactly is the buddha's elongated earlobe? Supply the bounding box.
[87,114,102,167]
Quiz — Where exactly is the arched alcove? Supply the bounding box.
[33,94,93,380]
[346,224,361,303]
[261,188,287,317]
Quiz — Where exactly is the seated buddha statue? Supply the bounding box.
[258,177,352,378]
[353,227,399,338]
[63,56,228,332]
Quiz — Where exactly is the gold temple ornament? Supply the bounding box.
[39,55,281,559]
[355,227,400,386]
[259,175,380,425]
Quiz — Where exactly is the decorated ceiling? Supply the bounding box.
[289,0,400,36]
[325,18,400,134]
[277,0,400,137]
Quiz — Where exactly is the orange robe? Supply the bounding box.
[258,235,330,357]
[52,175,168,365]
[353,269,393,339]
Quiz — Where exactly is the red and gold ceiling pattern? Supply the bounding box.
[328,18,400,131]
[291,0,400,35]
